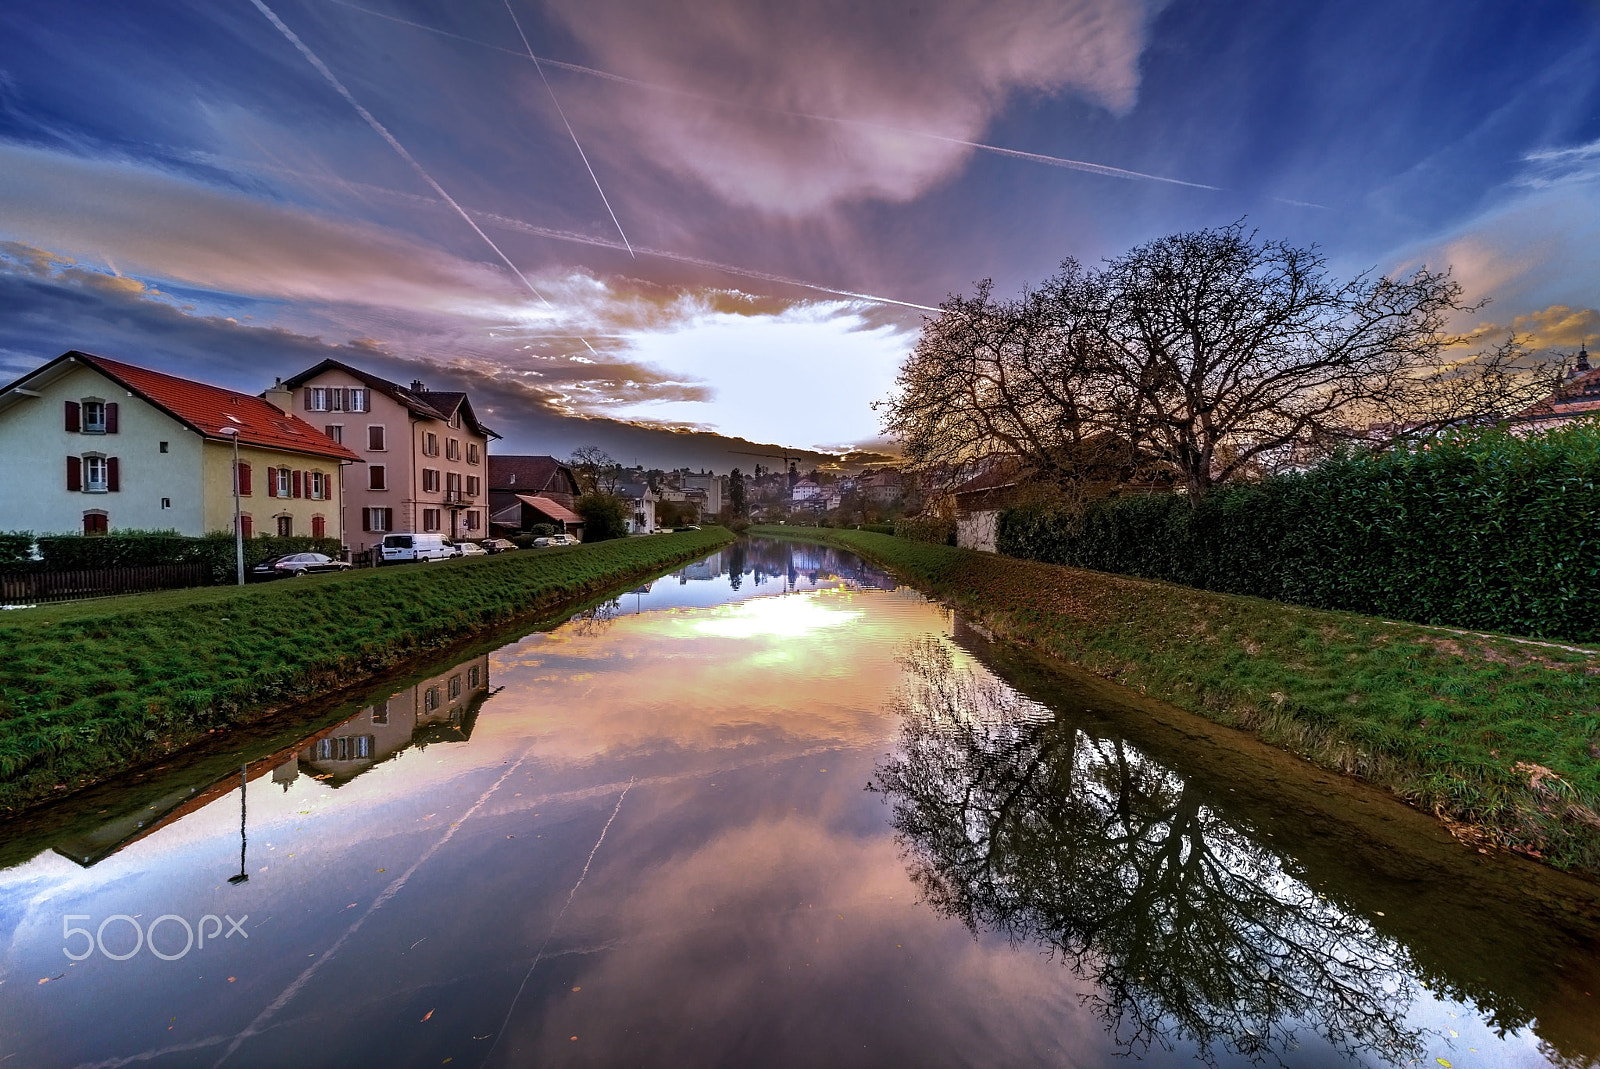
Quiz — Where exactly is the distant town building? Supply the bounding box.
[616,481,660,533]
[277,360,497,550]
[1516,343,1600,433]
[0,350,359,539]
[680,470,726,514]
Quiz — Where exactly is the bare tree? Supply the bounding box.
[882,224,1561,502]
[567,445,621,496]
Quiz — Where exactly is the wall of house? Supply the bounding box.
[956,509,1001,553]
[200,441,344,541]
[0,362,206,535]
[406,404,488,542]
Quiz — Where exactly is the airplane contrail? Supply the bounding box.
[188,151,945,314]
[320,0,1219,192]
[248,0,605,354]
[500,0,635,256]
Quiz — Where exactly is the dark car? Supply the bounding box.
[481,538,519,553]
[251,552,352,580]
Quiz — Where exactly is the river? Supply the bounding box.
[2,537,1598,1067]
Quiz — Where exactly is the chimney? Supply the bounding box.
[410,379,426,393]
[262,376,294,414]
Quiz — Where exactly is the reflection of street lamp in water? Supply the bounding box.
[229,763,249,885]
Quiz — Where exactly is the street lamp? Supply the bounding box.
[220,426,244,586]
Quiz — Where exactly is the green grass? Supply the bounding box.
[0,529,732,813]
[757,525,1600,878]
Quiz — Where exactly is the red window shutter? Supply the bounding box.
[382,508,392,530]
[293,469,303,498]
[67,455,82,491]
[107,456,120,492]
[312,515,326,539]
[362,508,372,532]
[267,468,278,497]
[65,401,80,432]
[105,403,119,434]
[241,514,253,538]
[304,387,314,410]
[238,462,252,496]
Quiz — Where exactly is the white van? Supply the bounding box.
[380,533,455,563]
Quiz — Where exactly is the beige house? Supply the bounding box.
[275,361,498,552]
[0,350,360,538]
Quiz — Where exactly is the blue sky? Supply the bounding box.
[2,0,1598,467]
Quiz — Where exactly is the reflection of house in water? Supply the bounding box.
[736,541,898,592]
[53,654,493,867]
[299,654,491,785]
[677,551,725,583]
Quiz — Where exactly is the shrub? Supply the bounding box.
[896,515,956,545]
[575,493,630,542]
[529,523,555,538]
[861,523,897,535]
[997,422,1600,641]
[32,530,342,582]
[0,532,34,565]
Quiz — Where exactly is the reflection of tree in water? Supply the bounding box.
[569,598,623,637]
[728,541,746,591]
[872,638,1428,1067]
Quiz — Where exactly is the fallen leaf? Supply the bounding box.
[421,1009,434,1023]
[571,986,581,992]
[570,1036,578,1042]
[228,977,236,983]
[1437,1059,1452,1067]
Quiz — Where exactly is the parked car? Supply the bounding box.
[533,533,575,547]
[380,533,454,563]
[251,552,351,580]
[481,538,518,553]
[453,541,488,557]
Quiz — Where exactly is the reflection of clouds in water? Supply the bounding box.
[873,636,1433,1067]
[690,591,865,639]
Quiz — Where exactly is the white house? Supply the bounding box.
[0,351,361,538]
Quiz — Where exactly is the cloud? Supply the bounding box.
[543,0,1158,214]
[0,141,518,312]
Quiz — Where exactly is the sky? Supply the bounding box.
[2,0,1599,469]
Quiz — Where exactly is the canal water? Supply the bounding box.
[2,538,1599,1067]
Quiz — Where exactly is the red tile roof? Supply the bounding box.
[72,352,361,462]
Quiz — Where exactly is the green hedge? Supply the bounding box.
[998,422,1600,641]
[896,515,956,545]
[0,532,34,565]
[860,523,897,535]
[28,531,343,581]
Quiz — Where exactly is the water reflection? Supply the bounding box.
[873,637,1429,1066]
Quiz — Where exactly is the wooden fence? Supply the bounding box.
[0,562,216,605]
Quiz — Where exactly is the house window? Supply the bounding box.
[422,468,440,493]
[311,514,326,539]
[82,400,106,433]
[363,507,393,532]
[424,687,439,712]
[467,442,480,465]
[371,701,388,725]
[466,475,480,496]
[159,441,169,453]
[236,461,252,496]
[307,387,368,413]
[448,674,461,701]
[369,465,386,491]
[315,735,374,761]
[446,438,460,461]
[276,468,292,498]
[446,472,461,498]
[422,508,441,532]
[239,513,253,538]
[161,497,171,509]
[464,510,480,531]
[349,389,368,412]
[368,425,386,451]
[277,515,293,537]
[82,511,108,535]
[325,424,343,444]
[422,432,439,456]
[82,455,108,492]
[468,665,481,688]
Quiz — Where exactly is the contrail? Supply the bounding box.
[320,0,1218,192]
[500,0,635,256]
[188,152,944,313]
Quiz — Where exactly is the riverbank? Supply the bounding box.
[755,525,1600,877]
[0,528,732,814]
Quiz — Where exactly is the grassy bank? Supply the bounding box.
[756,525,1600,877]
[0,528,731,813]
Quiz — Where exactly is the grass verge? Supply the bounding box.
[0,528,732,813]
[756,525,1600,878]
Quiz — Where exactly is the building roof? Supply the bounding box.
[514,494,581,524]
[1518,347,1600,425]
[279,359,500,439]
[488,455,580,495]
[2,351,361,462]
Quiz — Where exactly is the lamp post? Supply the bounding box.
[220,426,244,586]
